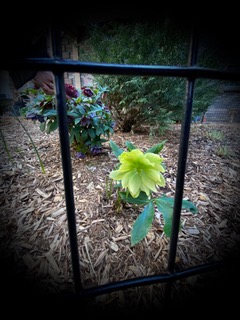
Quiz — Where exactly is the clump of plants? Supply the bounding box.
[108,139,198,246]
[20,83,115,158]
[207,129,224,141]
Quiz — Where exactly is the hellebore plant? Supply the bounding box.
[21,84,115,158]
[109,139,198,246]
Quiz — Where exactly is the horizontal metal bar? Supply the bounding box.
[76,260,225,298]
[2,58,240,80]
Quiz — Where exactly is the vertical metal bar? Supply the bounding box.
[164,25,199,303]
[167,80,195,270]
[50,24,82,292]
[168,25,198,271]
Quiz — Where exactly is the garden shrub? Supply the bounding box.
[20,83,115,158]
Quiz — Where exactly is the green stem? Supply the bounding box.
[13,113,45,174]
[0,127,13,162]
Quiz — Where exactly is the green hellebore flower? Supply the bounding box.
[109,149,165,198]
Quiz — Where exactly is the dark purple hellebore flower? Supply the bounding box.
[76,152,86,159]
[67,116,74,125]
[80,116,91,127]
[26,113,45,123]
[90,146,102,155]
[82,87,94,97]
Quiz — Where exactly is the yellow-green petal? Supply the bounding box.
[128,172,141,198]
[139,156,154,167]
[140,184,151,196]
[109,148,166,198]
[119,149,143,163]
[145,152,161,163]
[118,163,134,172]
[140,173,158,191]
[144,169,162,183]
[158,173,166,187]
[109,170,125,180]
[121,170,135,188]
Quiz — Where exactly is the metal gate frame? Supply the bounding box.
[3,23,240,310]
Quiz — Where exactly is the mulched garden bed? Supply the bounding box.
[0,115,240,314]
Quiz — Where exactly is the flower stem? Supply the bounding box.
[13,113,45,174]
[0,127,13,162]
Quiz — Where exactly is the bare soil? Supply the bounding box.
[0,116,240,314]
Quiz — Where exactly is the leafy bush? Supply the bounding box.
[79,19,222,133]
[20,84,115,158]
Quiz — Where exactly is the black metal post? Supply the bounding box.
[164,25,199,303]
[50,24,82,293]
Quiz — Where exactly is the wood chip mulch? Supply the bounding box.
[0,116,240,313]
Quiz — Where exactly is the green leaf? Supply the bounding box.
[131,201,155,246]
[48,119,58,132]
[181,199,198,214]
[155,195,198,237]
[146,139,167,154]
[88,129,96,139]
[67,111,80,118]
[42,109,57,117]
[71,128,81,143]
[125,141,137,151]
[93,117,100,127]
[163,218,174,237]
[46,120,58,134]
[75,105,85,115]
[81,130,88,142]
[109,140,124,158]
[155,195,174,208]
[69,131,75,145]
[120,191,150,205]
[155,196,175,237]
[86,105,103,114]
[162,163,166,171]
[94,126,102,136]
[39,122,46,132]
[75,118,81,125]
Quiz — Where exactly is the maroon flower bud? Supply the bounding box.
[80,116,91,126]
[65,84,79,98]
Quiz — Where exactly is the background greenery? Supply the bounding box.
[78,18,224,134]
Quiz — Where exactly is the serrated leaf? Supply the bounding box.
[155,197,174,237]
[131,201,155,246]
[181,199,198,214]
[125,141,137,151]
[146,139,167,154]
[120,191,150,205]
[163,219,173,237]
[109,140,124,158]
[155,195,198,237]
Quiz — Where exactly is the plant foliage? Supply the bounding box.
[108,139,198,246]
[20,84,115,158]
